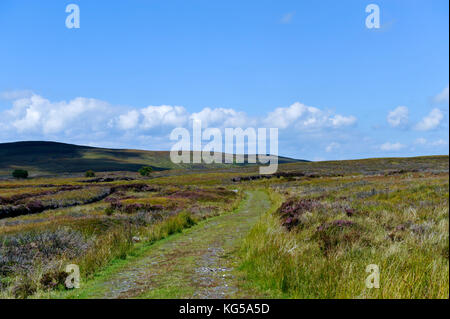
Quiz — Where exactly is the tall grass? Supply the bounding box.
[240,189,449,299]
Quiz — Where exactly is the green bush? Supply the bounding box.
[12,169,28,179]
[85,170,95,177]
[138,166,153,177]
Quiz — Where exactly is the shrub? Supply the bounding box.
[276,198,321,231]
[314,220,362,256]
[138,166,153,177]
[40,270,68,290]
[0,229,91,276]
[85,170,95,177]
[12,169,28,179]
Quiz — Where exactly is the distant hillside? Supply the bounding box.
[0,141,306,177]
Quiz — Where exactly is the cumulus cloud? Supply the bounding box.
[415,108,444,131]
[114,105,189,131]
[190,107,249,128]
[1,95,357,137]
[263,102,356,131]
[380,142,405,151]
[140,105,188,129]
[3,94,111,135]
[387,106,409,128]
[117,110,140,130]
[0,93,360,155]
[434,85,449,104]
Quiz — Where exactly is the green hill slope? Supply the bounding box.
[0,141,305,177]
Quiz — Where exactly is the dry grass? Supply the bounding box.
[0,175,242,298]
[240,172,449,298]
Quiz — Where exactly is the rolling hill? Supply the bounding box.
[0,141,306,177]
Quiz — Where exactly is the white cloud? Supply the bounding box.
[330,115,357,128]
[3,94,110,134]
[0,93,361,157]
[264,102,356,131]
[434,85,449,104]
[45,97,109,134]
[1,95,357,137]
[190,107,249,128]
[264,102,308,129]
[140,105,188,129]
[387,106,409,128]
[117,110,140,130]
[415,108,444,131]
[13,104,41,132]
[380,142,405,151]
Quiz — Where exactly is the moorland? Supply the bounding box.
[0,142,448,299]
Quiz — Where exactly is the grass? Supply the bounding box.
[47,220,200,299]
[49,190,269,299]
[0,176,243,298]
[0,155,448,299]
[239,172,449,298]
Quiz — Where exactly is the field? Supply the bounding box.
[0,154,448,299]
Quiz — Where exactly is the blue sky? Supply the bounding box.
[0,0,448,160]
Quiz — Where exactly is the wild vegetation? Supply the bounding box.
[138,166,153,177]
[12,169,28,179]
[0,154,448,299]
[240,159,449,298]
[0,141,304,177]
[0,171,242,298]
[85,170,95,178]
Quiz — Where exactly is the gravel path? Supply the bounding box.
[74,190,271,299]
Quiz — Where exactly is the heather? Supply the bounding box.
[240,169,449,298]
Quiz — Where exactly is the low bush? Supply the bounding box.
[85,170,95,178]
[0,229,91,276]
[12,169,28,179]
[139,166,153,177]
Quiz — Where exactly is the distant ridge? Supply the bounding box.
[0,141,307,176]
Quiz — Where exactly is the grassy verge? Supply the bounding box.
[48,192,250,299]
[239,187,449,299]
[45,213,198,299]
[0,212,197,299]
